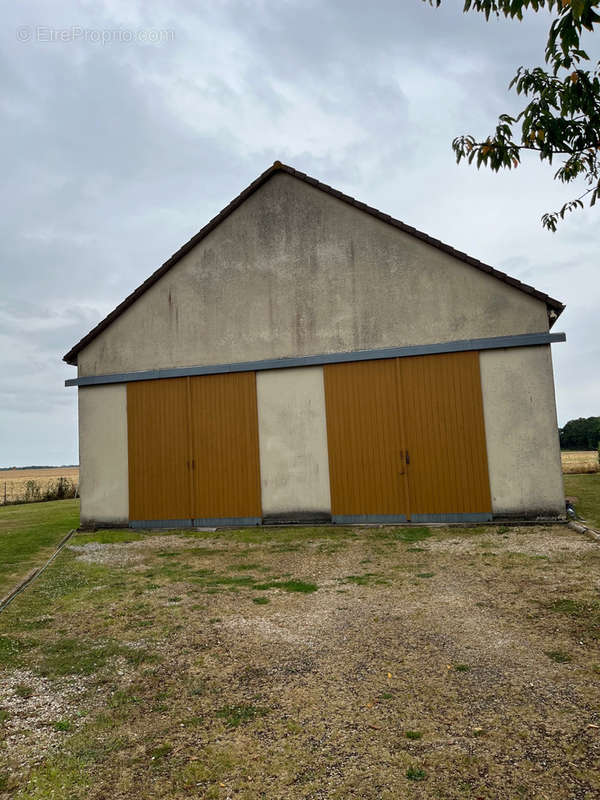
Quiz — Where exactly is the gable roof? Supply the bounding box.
[63,161,565,366]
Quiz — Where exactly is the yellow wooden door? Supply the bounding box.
[399,351,491,518]
[323,359,409,519]
[323,352,491,520]
[127,378,192,522]
[189,372,262,522]
[127,372,262,523]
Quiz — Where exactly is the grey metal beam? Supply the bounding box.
[66,331,566,388]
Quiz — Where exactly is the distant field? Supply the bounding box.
[0,467,79,505]
[561,451,599,474]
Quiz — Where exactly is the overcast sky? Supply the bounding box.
[1,0,598,467]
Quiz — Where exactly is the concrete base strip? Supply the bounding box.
[0,529,77,615]
[117,516,567,530]
[130,517,262,529]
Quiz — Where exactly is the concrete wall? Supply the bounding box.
[78,384,129,526]
[256,366,331,516]
[480,345,564,518]
[77,172,550,378]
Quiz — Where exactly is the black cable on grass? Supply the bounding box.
[0,529,77,615]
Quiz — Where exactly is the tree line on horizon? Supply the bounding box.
[559,417,600,450]
[0,464,79,472]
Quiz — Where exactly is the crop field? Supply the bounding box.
[1,503,600,798]
[561,451,599,474]
[0,468,79,506]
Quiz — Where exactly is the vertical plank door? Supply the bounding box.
[323,359,410,520]
[127,378,192,522]
[399,351,492,519]
[188,371,262,523]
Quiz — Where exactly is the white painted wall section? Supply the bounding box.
[480,346,564,517]
[257,366,331,515]
[78,384,129,525]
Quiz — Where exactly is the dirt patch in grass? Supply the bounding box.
[426,525,593,557]
[0,669,92,765]
[68,535,199,567]
[2,523,600,799]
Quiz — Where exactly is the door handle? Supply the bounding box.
[399,450,410,477]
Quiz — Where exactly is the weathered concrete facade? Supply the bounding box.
[78,384,129,526]
[66,164,566,525]
[77,173,550,378]
[256,367,331,517]
[480,345,564,518]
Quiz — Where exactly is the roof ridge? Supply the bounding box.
[63,161,564,365]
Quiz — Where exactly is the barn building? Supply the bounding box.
[64,162,566,528]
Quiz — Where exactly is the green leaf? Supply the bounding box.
[425,0,600,229]
[571,0,586,21]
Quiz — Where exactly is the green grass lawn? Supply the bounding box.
[0,500,80,598]
[563,473,600,530]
